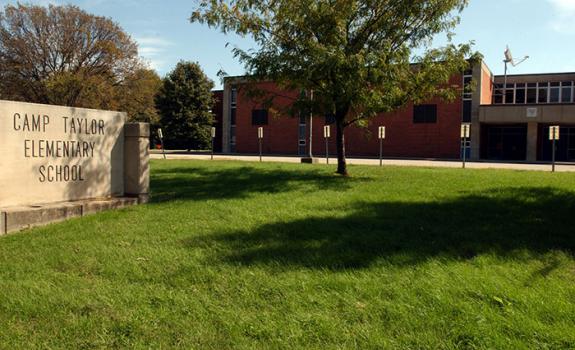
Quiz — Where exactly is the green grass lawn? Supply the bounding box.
[1,160,575,349]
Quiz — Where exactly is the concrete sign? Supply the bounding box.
[0,100,126,208]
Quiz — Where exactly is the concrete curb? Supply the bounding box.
[0,197,140,235]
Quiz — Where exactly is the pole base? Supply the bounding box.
[300,157,320,164]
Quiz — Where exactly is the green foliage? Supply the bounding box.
[116,68,163,125]
[191,0,480,174]
[0,4,161,122]
[156,61,215,150]
[1,160,575,348]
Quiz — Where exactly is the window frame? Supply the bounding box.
[413,104,438,124]
[251,109,269,126]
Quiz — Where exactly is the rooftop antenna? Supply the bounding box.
[503,46,529,103]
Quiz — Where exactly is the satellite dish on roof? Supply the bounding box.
[504,46,513,63]
[502,46,529,103]
[504,45,529,67]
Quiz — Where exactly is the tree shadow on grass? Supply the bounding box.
[150,165,371,202]
[184,187,575,269]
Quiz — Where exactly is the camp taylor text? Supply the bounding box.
[12,113,106,183]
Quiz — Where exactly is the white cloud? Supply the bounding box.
[548,0,575,34]
[134,35,174,72]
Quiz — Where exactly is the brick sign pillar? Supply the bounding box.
[124,123,150,203]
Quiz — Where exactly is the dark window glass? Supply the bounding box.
[550,87,560,103]
[324,114,336,125]
[562,87,573,103]
[299,114,306,125]
[463,76,472,99]
[462,101,472,122]
[527,83,537,88]
[231,88,237,105]
[538,87,548,103]
[493,84,504,104]
[550,82,560,87]
[515,87,526,104]
[505,89,514,104]
[251,109,268,125]
[527,87,537,103]
[464,69,473,76]
[413,104,437,124]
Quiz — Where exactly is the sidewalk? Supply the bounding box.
[150,152,575,172]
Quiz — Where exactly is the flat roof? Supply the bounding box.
[493,72,575,78]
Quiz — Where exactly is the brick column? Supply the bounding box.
[526,122,538,162]
[124,123,150,203]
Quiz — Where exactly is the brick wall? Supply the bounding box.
[481,65,493,105]
[234,82,301,154]
[212,90,224,152]
[231,78,464,159]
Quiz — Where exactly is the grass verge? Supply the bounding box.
[1,160,574,349]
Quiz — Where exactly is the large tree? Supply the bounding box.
[156,61,215,150]
[192,0,477,175]
[0,4,160,122]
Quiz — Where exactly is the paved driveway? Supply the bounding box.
[150,152,575,172]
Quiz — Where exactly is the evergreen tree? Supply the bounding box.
[156,62,215,150]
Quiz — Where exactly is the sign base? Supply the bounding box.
[300,157,320,164]
[0,197,143,235]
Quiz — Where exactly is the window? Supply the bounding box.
[413,104,437,123]
[538,82,548,103]
[562,81,573,103]
[493,84,504,104]
[324,113,336,125]
[462,101,472,123]
[231,87,237,107]
[251,109,268,125]
[550,82,560,103]
[515,83,526,104]
[527,83,537,103]
[463,75,473,100]
[230,108,236,125]
[505,84,515,104]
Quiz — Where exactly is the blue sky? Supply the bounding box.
[2,0,575,89]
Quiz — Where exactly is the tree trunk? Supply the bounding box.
[335,117,348,176]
